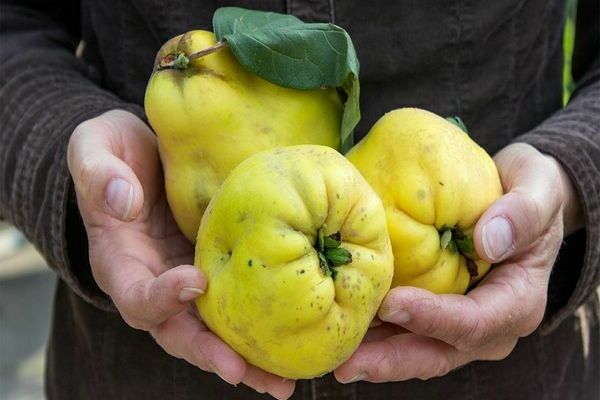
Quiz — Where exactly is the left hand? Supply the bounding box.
[334,142,583,383]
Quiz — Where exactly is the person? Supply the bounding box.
[0,1,598,399]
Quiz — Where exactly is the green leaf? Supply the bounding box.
[324,247,352,266]
[446,116,468,134]
[440,229,452,251]
[455,234,475,255]
[213,7,302,37]
[448,240,458,255]
[323,235,341,249]
[213,7,360,153]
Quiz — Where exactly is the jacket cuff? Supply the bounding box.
[0,50,145,310]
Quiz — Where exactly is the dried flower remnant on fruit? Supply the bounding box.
[315,230,352,279]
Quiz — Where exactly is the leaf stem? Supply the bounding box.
[158,41,229,70]
[188,41,229,62]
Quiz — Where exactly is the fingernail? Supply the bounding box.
[482,216,514,261]
[211,365,237,386]
[369,318,382,328]
[178,287,204,302]
[381,309,411,324]
[346,374,365,383]
[105,178,134,220]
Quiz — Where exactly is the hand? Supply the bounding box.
[334,143,583,383]
[67,110,294,399]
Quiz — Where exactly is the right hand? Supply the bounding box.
[67,109,295,400]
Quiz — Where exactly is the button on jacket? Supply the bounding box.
[0,1,598,399]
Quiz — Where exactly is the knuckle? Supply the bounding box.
[541,156,565,204]
[488,340,518,361]
[73,154,109,202]
[190,333,213,371]
[518,192,546,242]
[518,302,546,337]
[118,280,154,330]
[78,155,101,183]
[460,317,488,350]
[411,296,443,335]
[417,358,454,380]
[119,308,151,331]
[372,355,397,382]
[147,281,173,318]
[150,325,182,360]
[366,345,401,382]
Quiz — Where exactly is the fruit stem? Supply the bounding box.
[158,41,229,70]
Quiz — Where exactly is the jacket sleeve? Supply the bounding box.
[0,0,142,307]
[514,0,599,333]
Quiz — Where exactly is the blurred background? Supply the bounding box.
[0,223,54,399]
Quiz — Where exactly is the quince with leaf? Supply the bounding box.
[144,30,343,242]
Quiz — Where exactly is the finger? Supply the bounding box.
[241,366,296,400]
[363,323,409,343]
[156,308,295,400]
[378,286,480,349]
[104,263,207,330]
[151,311,247,386]
[334,333,464,383]
[474,143,563,263]
[68,123,144,224]
[67,110,159,224]
[369,316,383,328]
[378,264,546,350]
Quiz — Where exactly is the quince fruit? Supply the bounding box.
[195,145,394,378]
[347,108,503,294]
[145,31,342,242]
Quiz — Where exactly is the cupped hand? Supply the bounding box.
[335,142,583,383]
[67,110,294,399]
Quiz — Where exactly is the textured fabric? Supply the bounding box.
[515,59,600,332]
[0,0,599,399]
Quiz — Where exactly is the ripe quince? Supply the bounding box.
[145,31,342,242]
[195,145,394,378]
[347,108,503,294]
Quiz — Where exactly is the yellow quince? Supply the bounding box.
[195,145,394,379]
[347,108,503,294]
[145,31,342,242]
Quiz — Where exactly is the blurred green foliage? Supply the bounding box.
[563,0,577,105]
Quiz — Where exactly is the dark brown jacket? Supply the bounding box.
[1,0,599,399]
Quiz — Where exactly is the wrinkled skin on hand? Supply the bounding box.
[347,108,503,294]
[145,31,343,243]
[195,145,394,379]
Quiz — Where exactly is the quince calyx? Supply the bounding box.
[316,230,352,280]
[439,225,478,277]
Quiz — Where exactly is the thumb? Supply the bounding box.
[67,116,145,224]
[473,144,564,263]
